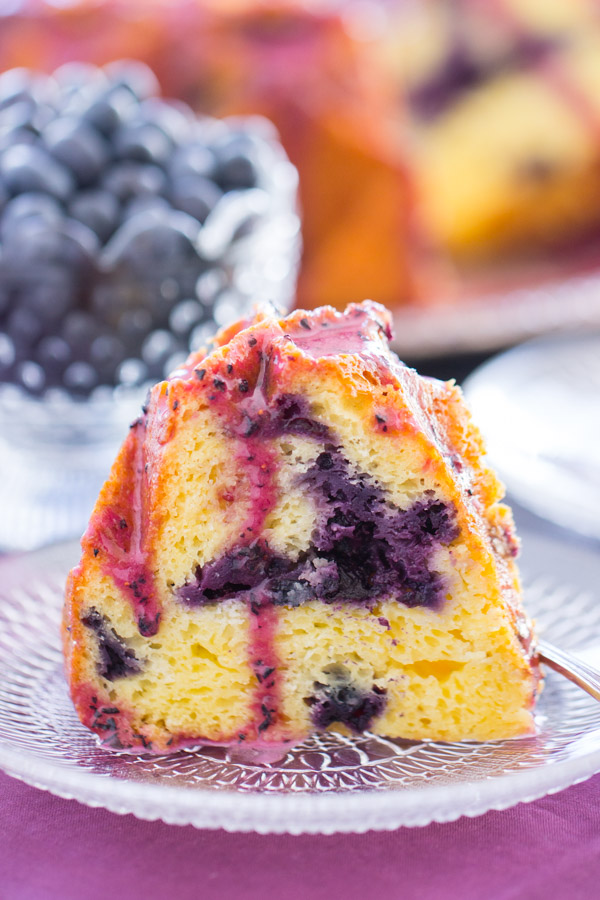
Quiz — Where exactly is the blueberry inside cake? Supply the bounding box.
[63,301,540,753]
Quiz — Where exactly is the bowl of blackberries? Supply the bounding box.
[0,60,300,551]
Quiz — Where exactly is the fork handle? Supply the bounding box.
[538,639,600,702]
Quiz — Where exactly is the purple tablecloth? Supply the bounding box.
[2,769,599,900]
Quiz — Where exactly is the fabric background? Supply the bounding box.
[2,769,599,900]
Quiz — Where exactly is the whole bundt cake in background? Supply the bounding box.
[388,0,600,272]
[63,301,540,754]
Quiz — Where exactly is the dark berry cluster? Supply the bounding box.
[307,674,386,734]
[81,606,141,682]
[0,61,266,396]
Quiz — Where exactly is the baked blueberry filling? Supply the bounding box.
[303,448,458,607]
[408,35,558,121]
[81,607,142,681]
[178,448,458,610]
[305,674,387,733]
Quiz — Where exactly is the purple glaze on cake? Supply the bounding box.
[283,305,390,359]
[235,388,331,443]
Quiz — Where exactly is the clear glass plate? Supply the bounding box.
[463,332,600,541]
[1,531,599,835]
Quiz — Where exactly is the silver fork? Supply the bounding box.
[538,639,600,701]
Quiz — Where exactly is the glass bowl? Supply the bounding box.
[0,115,300,551]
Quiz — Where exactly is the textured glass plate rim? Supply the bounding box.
[1,542,600,834]
[2,728,600,835]
[2,740,600,835]
[393,268,600,359]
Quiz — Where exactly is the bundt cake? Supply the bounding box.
[63,301,540,754]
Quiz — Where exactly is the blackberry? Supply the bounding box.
[0,60,272,398]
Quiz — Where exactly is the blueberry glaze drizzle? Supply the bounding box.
[86,416,161,637]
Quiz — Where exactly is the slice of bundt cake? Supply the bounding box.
[63,301,540,754]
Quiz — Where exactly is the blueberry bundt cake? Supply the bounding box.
[63,301,540,753]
